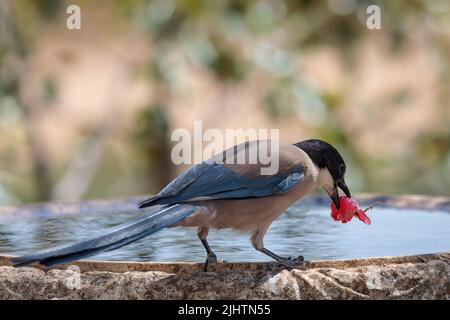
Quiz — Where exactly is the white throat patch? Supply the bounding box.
[318,168,334,192]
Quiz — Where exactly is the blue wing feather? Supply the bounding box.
[138,160,304,208]
[275,172,302,193]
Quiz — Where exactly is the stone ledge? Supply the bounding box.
[1,253,449,299]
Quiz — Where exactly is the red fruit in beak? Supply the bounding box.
[330,196,372,225]
[355,209,371,225]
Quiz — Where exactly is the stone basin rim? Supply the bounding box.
[1,251,449,274]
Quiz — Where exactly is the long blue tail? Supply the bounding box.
[11,204,197,267]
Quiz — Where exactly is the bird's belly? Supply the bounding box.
[172,197,286,232]
[208,196,291,232]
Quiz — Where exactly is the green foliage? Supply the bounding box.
[1,0,450,204]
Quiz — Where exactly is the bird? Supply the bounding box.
[12,139,351,270]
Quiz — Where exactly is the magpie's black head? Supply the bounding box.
[294,139,351,209]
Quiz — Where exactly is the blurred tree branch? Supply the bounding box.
[1,1,53,201]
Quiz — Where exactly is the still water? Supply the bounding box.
[1,204,449,262]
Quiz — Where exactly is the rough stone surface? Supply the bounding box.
[1,253,449,299]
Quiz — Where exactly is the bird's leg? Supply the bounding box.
[251,228,304,269]
[198,227,217,271]
[201,239,217,262]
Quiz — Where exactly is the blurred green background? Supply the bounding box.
[0,0,449,206]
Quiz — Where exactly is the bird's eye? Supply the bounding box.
[340,164,345,174]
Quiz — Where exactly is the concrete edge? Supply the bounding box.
[1,251,449,274]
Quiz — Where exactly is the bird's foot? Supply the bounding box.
[204,253,218,271]
[276,255,304,269]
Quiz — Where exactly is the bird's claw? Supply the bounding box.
[206,253,218,264]
[277,255,304,269]
[204,253,218,271]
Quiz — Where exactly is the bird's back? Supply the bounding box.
[174,140,320,233]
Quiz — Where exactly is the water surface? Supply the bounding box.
[1,205,449,262]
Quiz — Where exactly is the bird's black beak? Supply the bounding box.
[337,179,351,198]
[329,179,351,210]
[330,186,340,210]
